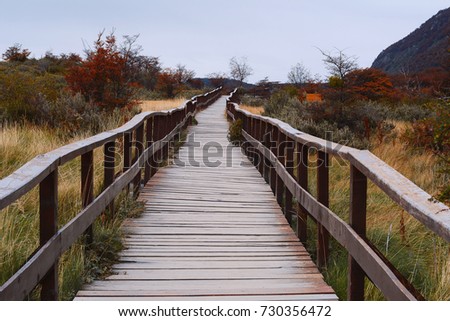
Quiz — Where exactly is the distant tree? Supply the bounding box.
[2,44,31,62]
[65,31,138,111]
[126,54,161,91]
[251,77,278,98]
[156,69,178,98]
[117,34,162,92]
[174,64,195,84]
[319,48,358,81]
[287,63,312,86]
[155,65,195,98]
[229,56,253,87]
[207,72,227,88]
[319,48,358,102]
[187,78,204,89]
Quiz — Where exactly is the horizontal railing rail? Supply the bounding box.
[0,87,222,300]
[226,88,450,301]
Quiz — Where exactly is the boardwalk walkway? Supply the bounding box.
[75,96,337,301]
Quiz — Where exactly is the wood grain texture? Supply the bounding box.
[75,96,337,301]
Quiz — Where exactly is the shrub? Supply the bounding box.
[263,91,395,149]
[387,103,432,122]
[401,100,449,202]
[240,95,266,107]
[0,65,65,121]
[227,119,243,145]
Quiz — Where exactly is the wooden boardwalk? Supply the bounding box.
[75,97,337,301]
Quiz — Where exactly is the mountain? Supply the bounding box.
[372,7,450,74]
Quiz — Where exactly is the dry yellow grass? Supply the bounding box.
[139,99,186,112]
[240,104,264,115]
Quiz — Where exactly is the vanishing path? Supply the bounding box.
[75,97,337,300]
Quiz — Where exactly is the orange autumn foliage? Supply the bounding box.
[345,68,396,101]
[65,32,137,111]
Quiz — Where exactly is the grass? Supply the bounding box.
[0,98,180,300]
[139,98,186,112]
[240,104,264,115]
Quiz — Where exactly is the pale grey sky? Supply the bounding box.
[0,0,447,83]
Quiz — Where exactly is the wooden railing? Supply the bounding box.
[226,89,450,301]
[0,87,222,300]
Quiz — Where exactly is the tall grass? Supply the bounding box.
[139,98,186,112]
[0,100,176,300]
[240,104,264,115]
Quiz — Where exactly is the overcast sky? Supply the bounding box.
[0,0,447,83]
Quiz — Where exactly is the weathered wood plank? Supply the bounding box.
[74,293,338,301]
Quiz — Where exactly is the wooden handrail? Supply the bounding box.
[0,87,222,300]
[226,89,450,300]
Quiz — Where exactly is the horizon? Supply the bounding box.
[0,1,448,83]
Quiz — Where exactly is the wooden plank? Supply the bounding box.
[113,259,318,270]
[82,279,335,293]
[106,268,323,280]
[74,293,338,301]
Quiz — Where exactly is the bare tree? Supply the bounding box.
[229,56,253,87]
[207,72,227,87]
[175,64,195,84]
[287,62,312,86]
[318,48,358,81]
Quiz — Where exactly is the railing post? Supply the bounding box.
[151,116,159,177]
[348,165,367,300]
[81,150,94,245]
[133,124,144,196]
[276,130,285,207]
[162,116,169,160]
[104,141,115,217]
[285,137,294,224]
[144,117,153,183]
[124,132,132,171]
[317,150,330,268]
[187,101,193,126]
[269,124,277,194]
[39,169,58,300]
[123,131,132,193]
[296,142,308,243]
[152,115,162,172]
[249,117,256,164]
[255,119,263,174]
[262,121,270,183]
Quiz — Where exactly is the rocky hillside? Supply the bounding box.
[372,7,449,74]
